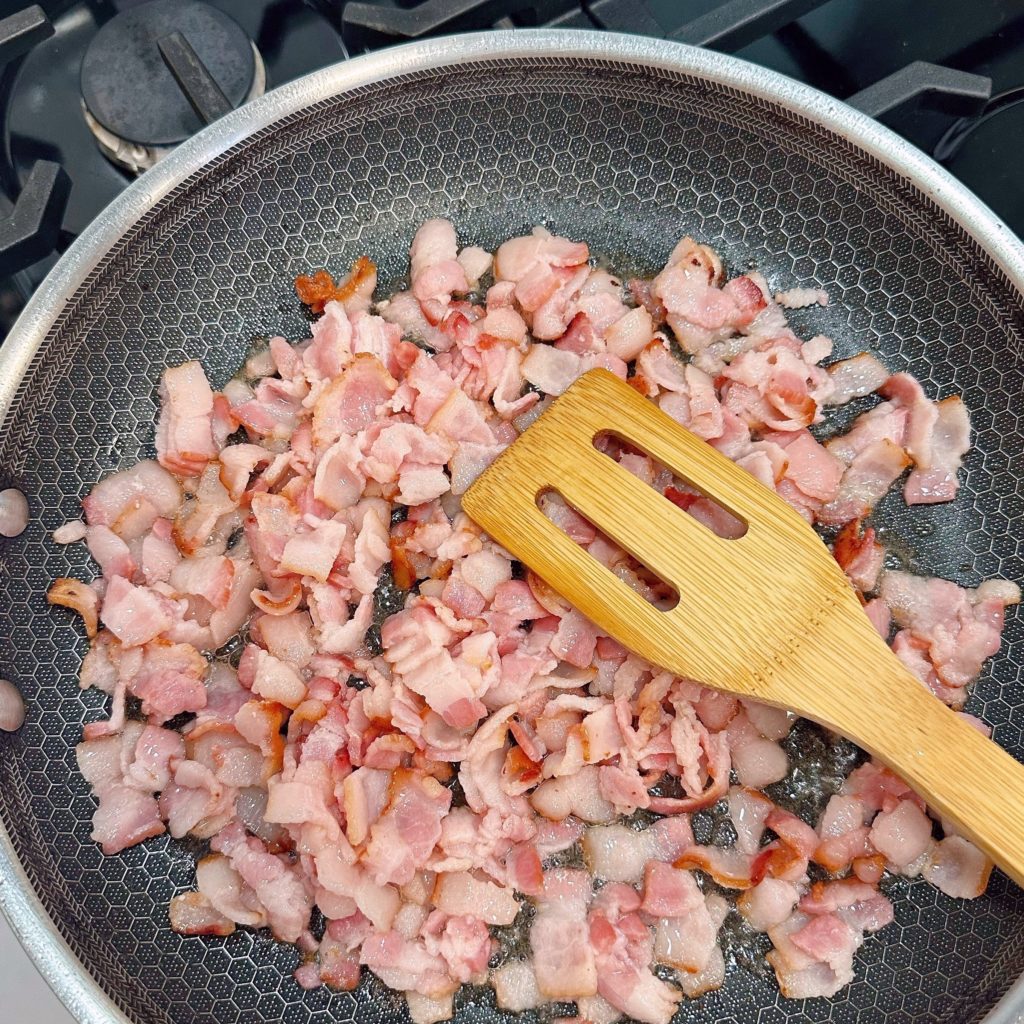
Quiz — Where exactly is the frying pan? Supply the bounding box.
[1,29,1023,1024]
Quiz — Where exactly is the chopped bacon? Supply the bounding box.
[492,960,543,1011]
[82,460,182,539]
[903,395,970,504]
[295,256,377,314]
[923,835,993,898]
[531,869,598,1000]
[432,871,520,925]
[47,577,99,637]
[156,361,219,477]
[366,770,453,886]
[825,352,889,405]
[880,570,1019,701]
[832,518,884,592]
[819,439,911,526]
[53,223,1008,1014]
[869,799,934,868]
[90,784,165,854]
[169,891,236,936]
[100,576,174,647]
[589,904,681,1024]
[312,354,398,450]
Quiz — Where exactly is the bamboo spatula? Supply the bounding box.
[462,367,1024,888]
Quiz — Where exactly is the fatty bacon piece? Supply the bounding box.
[644,861,727,984]
[312,354,397,451]
[903,396,971,505]
[825,353,889,405]
[588,882,683,1024]
[494,226,590,340]
[880,570,1020,705]
[651,237,764,357]
[156,361,219,478]
[364,769,453,886]
[210,820,313,943]
[82,460,182,541]
[411,219,470,325]
[381,603,492,730]
[76,723,175,854]
[530,869,598,1000]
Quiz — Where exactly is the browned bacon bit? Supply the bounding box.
[47,577,99,637]
[389,524,419,591]
[295,255,377,313]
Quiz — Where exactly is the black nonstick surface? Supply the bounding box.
[1,44,1023,1024]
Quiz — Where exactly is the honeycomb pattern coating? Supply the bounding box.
[1,56,1024,1024]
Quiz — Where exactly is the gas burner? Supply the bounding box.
[80,0,266,174]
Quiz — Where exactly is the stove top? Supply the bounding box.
[0,0,1021,334]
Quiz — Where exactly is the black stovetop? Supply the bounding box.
[0,0,1022,335]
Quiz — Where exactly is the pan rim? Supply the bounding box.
[1,27,1022,1024]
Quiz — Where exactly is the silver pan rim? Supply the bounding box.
[1,28,1022,1024]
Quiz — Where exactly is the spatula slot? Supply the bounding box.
[537,486,680,611]
[592,430,748,540]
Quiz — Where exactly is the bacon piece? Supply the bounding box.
[737,877,800,931]
[53,519,87,544]
[47,578,99,637]
[82,460,182,539]
[604,306,654,362]
[825,352,889,405]
[492,960,543,1012]
[279,519,346,583]
[880,570,1019,699]
[775,287,828,309]
[869,799,934,868]
[359,930,455,998]
[364,422,454,506]
[432,871,520,926]
[251,648,307,709]
[652,881,727,977]
[880,372,939,469]
[169,891,236,936]
[583,818,694,884]
[365,769,452,886]
[296,256,377,314]
[903,395,971,505]
[922,835,993,898]
[99,576,173,646]
[422,911,491,984]
[833,518,884,592]
[156,361,218,477]
[531,869,598,1000]
[727,786,773,854]
[90,784,165,854]
[589,905,681,1024]
[312,354,398,450]
[818,439,911,526]
[381,604,488,729]
[532,764,616,824]
[211,821,312,942]
[494,227,588,285]
[411,219,469,323]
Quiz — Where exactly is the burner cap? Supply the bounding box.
[80,0,255,147]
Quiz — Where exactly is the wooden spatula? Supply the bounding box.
[463,367,1024,887]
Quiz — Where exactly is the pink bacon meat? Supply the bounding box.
[46,220,1015,1014]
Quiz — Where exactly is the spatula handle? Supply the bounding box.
[842,649,1024,888]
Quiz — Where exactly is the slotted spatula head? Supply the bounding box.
[463,367,863,719]
[463,367,1024,888]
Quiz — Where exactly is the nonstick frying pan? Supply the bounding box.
[1,29,1023,1024]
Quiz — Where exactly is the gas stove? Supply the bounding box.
[0,0,1021,337]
